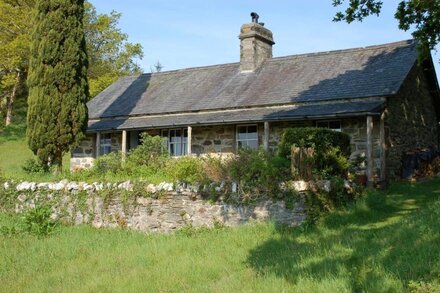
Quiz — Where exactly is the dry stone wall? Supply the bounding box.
[6,180,306,234]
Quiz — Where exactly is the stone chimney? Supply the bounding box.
[239,12,275,72]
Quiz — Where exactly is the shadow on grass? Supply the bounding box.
[246,180,440,291]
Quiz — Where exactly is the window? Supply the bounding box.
[316,120,342,132]
[162,128,188,156]
[237,125,258,150]
[100,133,112,155]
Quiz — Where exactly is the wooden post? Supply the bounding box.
[263,121,269,151]
[366,116,374,187]
[187,126,192,155]
[291,146,300,179]
[122,130,127,161]
[291,146,314,180]
[96,132,101,157]
[379,112,386,181]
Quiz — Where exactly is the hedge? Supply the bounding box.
[278,127,352,178]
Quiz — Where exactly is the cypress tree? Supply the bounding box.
[27,0,89,172]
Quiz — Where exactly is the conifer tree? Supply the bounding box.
[27,0,89,172]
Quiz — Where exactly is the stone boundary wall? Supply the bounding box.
[3,180,306,234]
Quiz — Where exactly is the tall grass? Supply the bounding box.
[1,179,439,292]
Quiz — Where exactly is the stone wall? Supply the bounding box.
[72,119,381,176]
[386,65,439,178]
[70,132,123,171]
[191,125,236,155]
[70,134,95,171]
[9,181,305,234]
[342,118,381,176]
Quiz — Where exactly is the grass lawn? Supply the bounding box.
[0,123,70,180]
[1,179,439,292]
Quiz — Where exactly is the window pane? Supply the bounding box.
[329,121,341,129]
[247,125,257,134]
[174,143,182,156]
[247,130,257,140]
[182,143,187,155]
[248,139,258,150]
[316,121,328,128]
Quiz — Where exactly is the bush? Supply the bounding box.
[21,205,57,237]
[126,133,169,172]
[201,155,229,183]
[22,158,49,174]
[278,127,351,179]
[167,156,204,184]
[227,148,290,197]
[305,176,364,223]
[93,152,122,174]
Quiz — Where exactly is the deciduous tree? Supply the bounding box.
[332,0,440,58]
[0,0,33,126]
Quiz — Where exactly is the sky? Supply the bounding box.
[89,0,439,78]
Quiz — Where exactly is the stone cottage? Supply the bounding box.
[71,14,440,184]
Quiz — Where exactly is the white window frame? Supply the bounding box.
[100,133,112,155]
[236,124,259,150]
[161,128,188,156]
[316,120,342,132]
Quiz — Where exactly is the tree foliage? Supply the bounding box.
[0,0,33,126]
[332,0,440,57]
[84,2,143,97]
[0,0,143,127]
[26,0,89,171]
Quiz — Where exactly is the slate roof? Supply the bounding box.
[87,39,418,130]
[88,100,385,131]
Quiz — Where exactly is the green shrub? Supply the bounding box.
[305,176,364,223]
[227,148,290,197]
[201,155,229,183]
[21,205,57,237]
[167,156,204,184]
[278,127,351,178]
[22,158,49,174]
[126,133,169,172]
[93,152,122,174]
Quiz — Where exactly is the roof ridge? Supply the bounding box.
[140,62,240,77]
[269,39,416,62]
[118,39,414,78]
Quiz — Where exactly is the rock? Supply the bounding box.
[37,182,50,189]
[291,180,309,192]
[157,182,173,192]
[215,181,225,192]
[16,181,36,191]
[146,184,157,193]
[17,194,27,202]
[231,182,237,193]
[94,182,104,191]
[118,181,132,191]
[66,182,79,191]
[60,179,69,186]
[50,182,65,191]
[165,183,173,191]
[316,180,331,193]
[3,182,10,190]
[83,183,94,191]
